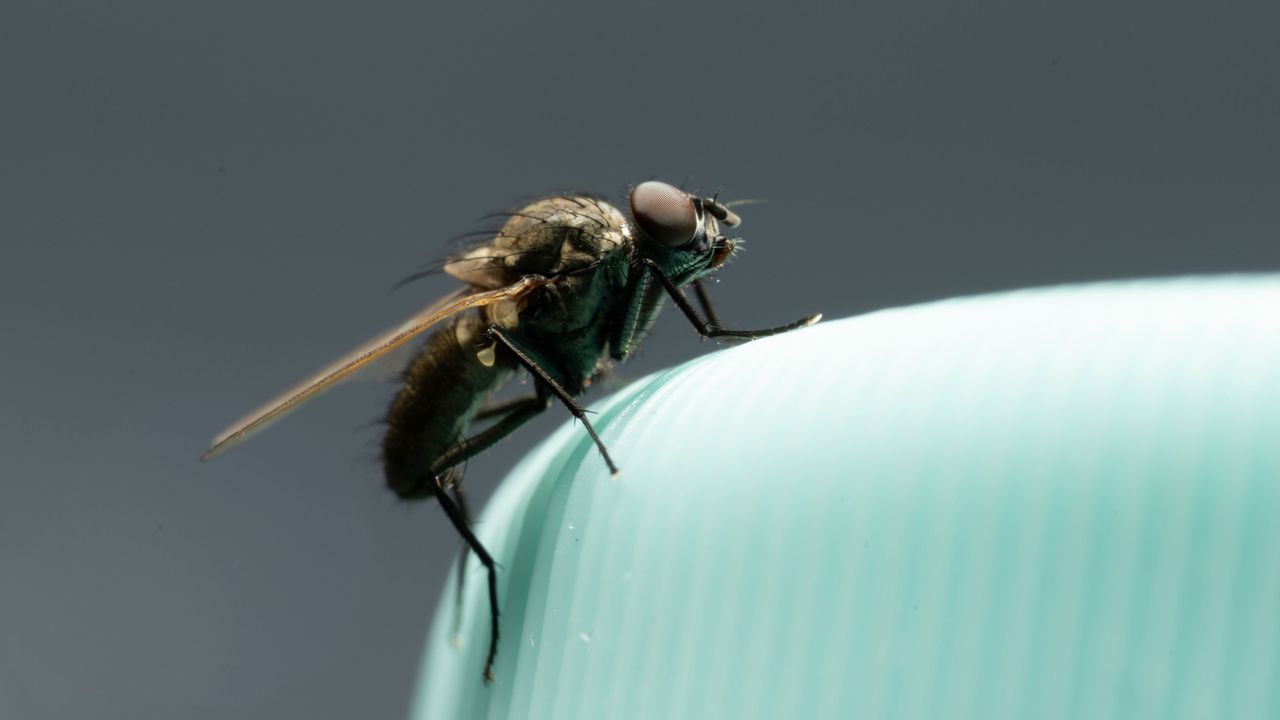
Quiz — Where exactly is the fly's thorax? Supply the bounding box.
[444,195,631,289]
[502,265,620,391]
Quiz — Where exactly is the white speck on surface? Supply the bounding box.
[579,632,592,643]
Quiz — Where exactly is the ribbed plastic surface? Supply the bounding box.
[412,275,1280,719]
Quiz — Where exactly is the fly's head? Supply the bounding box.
[628,180,741,284]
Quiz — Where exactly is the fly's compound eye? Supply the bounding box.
[630,180,699,248]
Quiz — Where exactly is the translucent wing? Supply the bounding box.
[202,276,549,460]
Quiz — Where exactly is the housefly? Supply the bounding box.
[203,180,820,682]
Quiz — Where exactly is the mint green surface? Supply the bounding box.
[412,275,1280,719]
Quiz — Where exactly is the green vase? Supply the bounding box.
[412,274,1280,719]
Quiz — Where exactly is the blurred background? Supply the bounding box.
[2,1,1277,718]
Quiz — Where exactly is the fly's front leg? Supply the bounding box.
[486,325,621,476]
[691,279,722,329]
[641,258,821,340]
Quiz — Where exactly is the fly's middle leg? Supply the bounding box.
[485,325,620,476]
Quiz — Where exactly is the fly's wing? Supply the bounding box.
[202,276,548,460]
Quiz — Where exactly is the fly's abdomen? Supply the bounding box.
[383,312,513,499]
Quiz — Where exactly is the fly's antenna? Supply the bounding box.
[702,196,741,227]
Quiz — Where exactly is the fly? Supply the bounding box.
[203,180,820,682]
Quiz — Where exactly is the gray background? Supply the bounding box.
[2,2,1277,718]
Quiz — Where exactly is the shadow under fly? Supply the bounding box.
[203,179,820,682]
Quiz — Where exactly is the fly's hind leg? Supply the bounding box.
[432,394,551,474]
[474,395,545,423]
[447,479,470,643]
[429,394,550,684]
[431,478,503,684]
[445,397,546,620]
